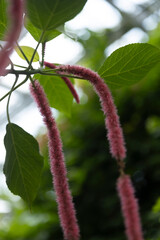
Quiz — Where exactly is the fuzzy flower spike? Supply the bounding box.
[56,65,126,167]
[0,0,23,75]
[55,65,145,240]
[117,174,144,240]
[30,80,80,240]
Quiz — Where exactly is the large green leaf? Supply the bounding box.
[15,46,39,62]
[3,123,44,206]
[98,43,160,89]
[0,0,8,40]
[26,0,87,31]
[34,73,73,116]
[25,18,61,43]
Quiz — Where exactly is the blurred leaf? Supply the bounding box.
[34,73,73,116]
[25,18,61,43]
[146,116,160,135]
[0,0,8,40]
[3,123,44,207]
[98,43,160,89]
[152,197,160,213]
[15,46,39,62]
[26,0,87,31]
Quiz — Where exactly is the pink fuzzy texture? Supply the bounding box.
[57,65,126,161]
[30,80,80,240]
[44,61,80,104]
[117,175,144,240]
[0,0,23,75]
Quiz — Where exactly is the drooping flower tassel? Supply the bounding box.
[55,65,145,240]
[30,80,80,240]
[56,65,126,165]
[117,174,144,240]
[44,61,80,104]
[0,0,23,75]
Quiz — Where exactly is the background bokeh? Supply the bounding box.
[0,0,160,239]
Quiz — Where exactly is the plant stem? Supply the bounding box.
[7,68,85,79]
[0,76,29,102]
[29,75,35,85]
[6,75,19,123]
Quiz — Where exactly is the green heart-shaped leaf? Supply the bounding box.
[98,43,160,89]
[26,0,87,31]
[25,18,61,43]
[3,123,44,207]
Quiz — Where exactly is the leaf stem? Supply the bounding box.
[27,32,44,70]
[14,64,28,69]
[16,43,32,68]
[6,75,19,123]
[7,68,85,79]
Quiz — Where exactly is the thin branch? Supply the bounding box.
[0,76,29,102]
[6,75,19,123]
[7,69,86,80]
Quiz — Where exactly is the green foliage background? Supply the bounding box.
[0,2,160,240]
[1,32,160,239]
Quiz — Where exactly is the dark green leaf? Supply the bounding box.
[34,73,73,116]
[3,123,44,206]
[0,0,8,40]
[26,0,87,31]
[15,46,39,62]
[98,43,160,89]
[25,18,61,43]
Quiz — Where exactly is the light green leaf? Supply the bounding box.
[0,0,8,40]
[153,197,160,213]
[26,0,87,31]
[15,46,39,62]
[34,73,73,116]
[25,18,61,43]
[3,123,44,206]
[98,43,160,89]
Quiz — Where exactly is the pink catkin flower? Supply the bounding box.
[29,80,80,240]
[117,174,144,240]
[44,61,80,104]
[57,65,126,162]
[0,0,23,75]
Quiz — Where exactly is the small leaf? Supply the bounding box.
[153,197,160,213]
[15,46,39,62]
[0,0,8,40]
[3,123,44,206]
[34,72,73,116]
[26,0,87,31]
[25,18,61,43]
[98,43,160,89]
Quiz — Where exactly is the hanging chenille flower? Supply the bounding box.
[0,0,23,75]
[30,80,80,240]
[117,174,144,240]
[56,65,126,163]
